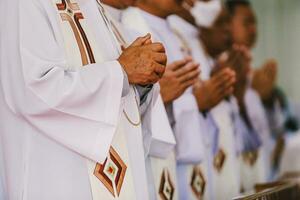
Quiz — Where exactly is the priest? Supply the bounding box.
[169,2,243,199]
[226,0,273,189]
[122,0,237,199]
[0,0,167,199]
[122,0,205,199]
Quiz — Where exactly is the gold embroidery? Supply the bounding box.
[56,0,95,65]
[159,168,175,200]
[122,88,141,126]
[190,166,206,199]
[94,147,127,197]
[213,148,226,172]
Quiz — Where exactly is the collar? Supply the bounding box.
[168,15,199,38]
[103,4,122,22]
[139,9,170,31]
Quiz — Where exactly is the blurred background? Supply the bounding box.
[252,0,300,105]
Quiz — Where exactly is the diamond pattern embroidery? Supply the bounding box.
[243,150,259,166]
[214,149,226,172]
[191,166,206,200]
[94,147,127,197]
[159,168,175,200]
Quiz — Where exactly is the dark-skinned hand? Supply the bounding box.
[160,57,200,104]
[193,68,236,112]
[252,59,278,101]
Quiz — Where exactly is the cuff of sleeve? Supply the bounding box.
[136,84,153,105]
[93,124,117,164]
[105,61,125,125]
[121,66,130,97]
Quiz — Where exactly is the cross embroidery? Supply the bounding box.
[56,0,95,65]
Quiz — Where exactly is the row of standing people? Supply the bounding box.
[1,0,296,200]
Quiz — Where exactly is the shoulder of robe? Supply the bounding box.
[24,0,44,11]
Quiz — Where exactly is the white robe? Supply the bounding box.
[240,88,273,191]
[122,8,181,200]
[100,5,171,161]
[169,15,241,200]
[123,8,207,200]
[0,145,5,200]
[168,15,213,200]
[0,0,149,199]
[279,131,300,176]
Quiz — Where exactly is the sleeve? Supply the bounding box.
[121,68,131,97]
[140,84,176,158]
[0,147,6,200]
[135,84,153,114]
[4,0,124,164]
[173,88,205,164]
[136,85,153,104]
[245,89,272,146]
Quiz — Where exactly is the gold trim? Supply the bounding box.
[123,88,141,127]
[59,13,89,66]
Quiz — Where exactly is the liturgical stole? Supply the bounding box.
[51,0,141,199]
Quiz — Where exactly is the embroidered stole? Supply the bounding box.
[172,25,211,200]
[122,7,179,200]
[52,0,140,199]
[210,102,241,199]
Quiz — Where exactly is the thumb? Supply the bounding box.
[130,33,152,47]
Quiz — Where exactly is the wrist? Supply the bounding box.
[161,93,173,104]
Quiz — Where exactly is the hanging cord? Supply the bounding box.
[96,1,141,126]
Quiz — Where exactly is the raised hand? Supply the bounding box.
[252,59,278,101]
[181,0,196,11]
[118,34,167,85]
[193,68,236,111]
[215,44,251,104]
[160,57,200,104]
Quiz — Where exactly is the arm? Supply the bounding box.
[173,88,205,164]
[3,0,124,164]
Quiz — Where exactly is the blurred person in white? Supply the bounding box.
[122,0,218,199]
[0,0,169,199]
[122,0,240,199]
[169,1,239,199]
[169,1,258,199]
[226,0,300,181]
[226,0,274,190]
[234,5,300,179]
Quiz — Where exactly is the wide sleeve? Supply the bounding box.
[173,88,205,164]
[3,0,124,164]
[140,84,176,158]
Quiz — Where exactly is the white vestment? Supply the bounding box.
[123,8,208,200]
[123,9,207,200]
[239,88,273,191]
[0,0,149,199]
[102,4,164,200]
[279,131,300,176]
[0,146,5,200]
[169,15,241,200]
